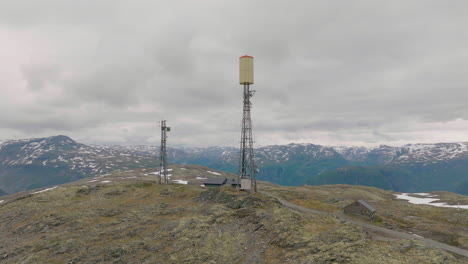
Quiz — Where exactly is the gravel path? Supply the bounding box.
[262,191,468,258]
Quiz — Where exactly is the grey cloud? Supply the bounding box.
[22,63,61,91]
[1,1,468,146]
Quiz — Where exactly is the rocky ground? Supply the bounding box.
[0,165,466,263]
[259,183,468,252]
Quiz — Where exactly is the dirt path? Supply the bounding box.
[262,191,468,258]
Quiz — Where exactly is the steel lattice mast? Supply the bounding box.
[238,55,257,193]
[159,120,170,184]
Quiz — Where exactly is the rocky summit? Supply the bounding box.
[0,165,466,264]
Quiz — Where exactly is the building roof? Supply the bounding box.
[357,200,376,212]
[203,177,227,185]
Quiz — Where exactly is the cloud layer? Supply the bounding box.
[1,0,468,146]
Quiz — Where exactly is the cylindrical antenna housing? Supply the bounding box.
[239,55,254,85]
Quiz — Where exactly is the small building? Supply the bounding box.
[343,200,377,219]
[203,177,240,188]
[203,177,227,187]
[225,178,240,188]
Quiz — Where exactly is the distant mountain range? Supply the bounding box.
[171,144,348,186]
[0,135,467,195]
[171,143,468,194]
[321,143,468,194]
[0,136,160,193]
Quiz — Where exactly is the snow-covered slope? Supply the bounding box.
[256,143,339,164]
[0,136,160,193]
[334,145,399,165]
[0,136,160,176]
[171,143,341,165]
[333,143,468,166]
[394,143,468,165]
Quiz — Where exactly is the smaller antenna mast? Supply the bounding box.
[159,120,171,184]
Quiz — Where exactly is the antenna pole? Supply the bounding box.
[159,120,169,184]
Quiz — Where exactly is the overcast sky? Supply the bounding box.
[1,1,468,147]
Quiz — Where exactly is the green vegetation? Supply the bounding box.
[307,166,402,191]
[456,180,468,195]
[254,156,349,186]
[308,163,468,194]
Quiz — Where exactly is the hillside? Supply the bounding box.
[334,145,399,165]
[0,165,466,263]
[254,144,348,186]
[456,181,468,195]
[261,183,468,252]
[2,135,468,195]
[173,143,468,193]
[0,136,160,194]
[170,144,349,186]
[311,143,468,193]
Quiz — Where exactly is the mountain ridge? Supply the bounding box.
[1,135,468,194]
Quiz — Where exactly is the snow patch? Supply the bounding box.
[173,179,188,185]
[207,171,221,175]
[394,193,468,209]
[101,181,111,183]
[0,200,4,203]
[88,180,98,183]
[196,177,208,180]
[30,186,59,194]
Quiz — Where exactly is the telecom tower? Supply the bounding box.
[238,55,257,193]
[159,120,170,184]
